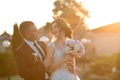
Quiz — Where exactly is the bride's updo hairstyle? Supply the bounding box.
[51,18,73,39]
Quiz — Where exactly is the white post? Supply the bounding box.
[2,40,11,80]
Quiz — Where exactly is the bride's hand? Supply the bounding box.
[62,53,75,73]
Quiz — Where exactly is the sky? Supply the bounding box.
[0,0,120,35]
[83,0,120,29]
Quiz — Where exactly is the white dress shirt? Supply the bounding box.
[24,39,43,61]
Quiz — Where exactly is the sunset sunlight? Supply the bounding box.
[0,0,54,35]
[0,0,120,80]
[82,0,120,29]
[0,0,120,35]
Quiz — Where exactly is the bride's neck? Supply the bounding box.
[56,37,66,44]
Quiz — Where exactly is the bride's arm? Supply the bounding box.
[44,46,54,68]
[46,46,70,74]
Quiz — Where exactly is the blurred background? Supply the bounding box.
[0,0,120,80]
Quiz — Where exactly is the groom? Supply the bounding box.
[14,21,49,80]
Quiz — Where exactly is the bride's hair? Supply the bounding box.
[51,18,73,39]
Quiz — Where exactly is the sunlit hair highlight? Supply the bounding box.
[51,18,73,40]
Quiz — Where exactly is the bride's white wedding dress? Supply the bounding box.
[48,43,80,80]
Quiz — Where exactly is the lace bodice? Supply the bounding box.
[48,42,64,60]
[47,41,81,80]
[48,42,80,80]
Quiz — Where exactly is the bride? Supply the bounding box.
[46,18,83,80]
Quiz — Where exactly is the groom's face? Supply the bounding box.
[25,25,39,41]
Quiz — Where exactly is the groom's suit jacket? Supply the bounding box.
[14,41,47,80]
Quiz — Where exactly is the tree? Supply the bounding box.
[52,0,89,38]
[11,23,23,52]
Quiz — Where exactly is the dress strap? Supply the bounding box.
[47,42,56,50]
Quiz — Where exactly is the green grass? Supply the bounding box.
[0,75,23,80]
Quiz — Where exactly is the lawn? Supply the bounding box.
[0,75,23,80]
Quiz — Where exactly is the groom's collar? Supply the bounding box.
[24,39,34,46]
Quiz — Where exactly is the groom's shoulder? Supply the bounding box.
[38,41,47,51]
[38,41,46,47]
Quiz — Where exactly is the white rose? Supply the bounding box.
[63,46,71,53]
[74,44,80,51]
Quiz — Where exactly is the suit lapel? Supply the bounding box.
[34,41,46,60]
[22,41,35,53]
[20,42,37,63]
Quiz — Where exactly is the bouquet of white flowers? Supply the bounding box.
[63,39,85,57]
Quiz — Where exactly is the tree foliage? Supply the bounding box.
[11,23,23,52]
[0,52,17,77]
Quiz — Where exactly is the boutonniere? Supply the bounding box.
[32,52,38,57]
[32,52,39,63]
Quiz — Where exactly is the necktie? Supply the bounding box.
[34,41,45,60]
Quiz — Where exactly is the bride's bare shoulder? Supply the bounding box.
[47,42,55,48]
[47,42,55,51]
